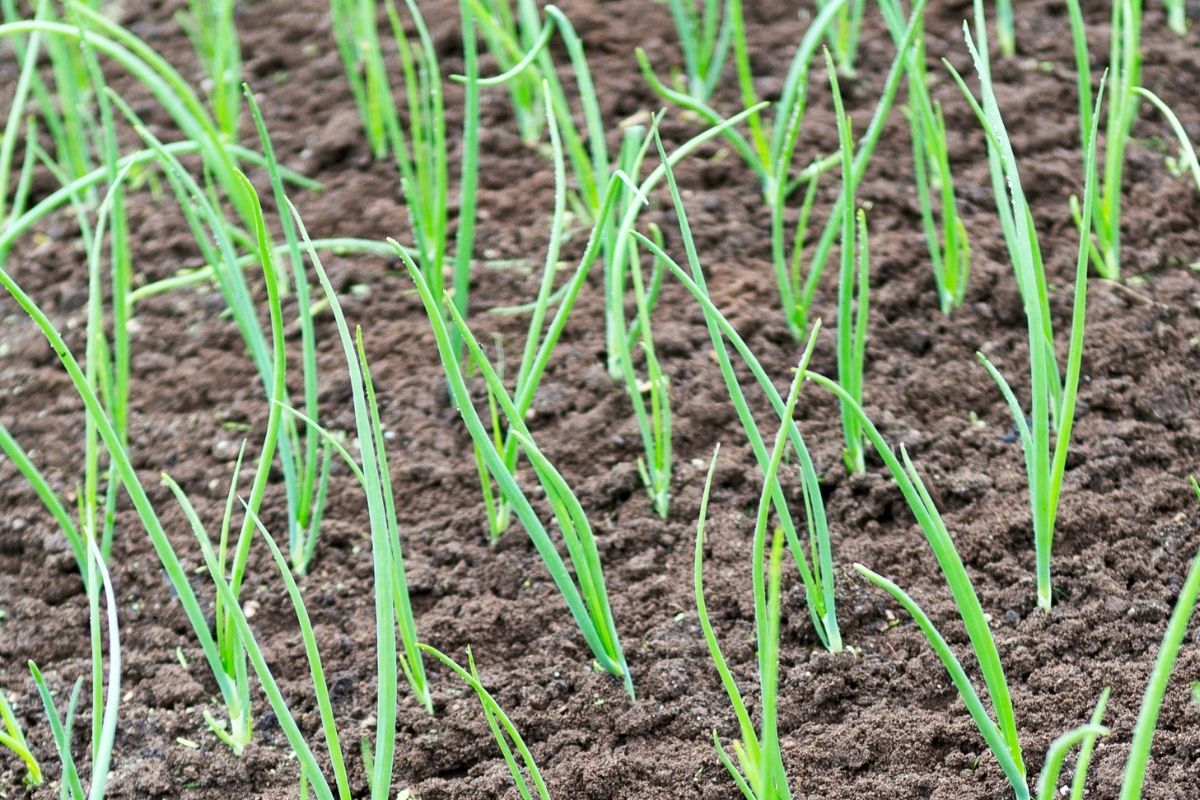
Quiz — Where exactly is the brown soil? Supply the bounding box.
[2,0,1200,798]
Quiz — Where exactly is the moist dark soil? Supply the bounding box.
[2,0,1200,797]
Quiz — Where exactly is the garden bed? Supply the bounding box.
[2,0,1200,797]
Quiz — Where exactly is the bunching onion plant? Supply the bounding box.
[291,200,431,714]
[421,646,553,799]
[692,338,819,799]
[467,0,547,147]
[824,50,871,474]
[30,537,121,800]
[817,0,867,77]
[638,0,842,339]
[635,139,841,651]
[816,373,1200,799]
[157,193,435,800]
[1135,88,1200,192]
[808,371,1113,800]
[0,687,42,786]
[4,65,382,755]
[1065,0,1142,279]
[466,3,608,227]
[642,0,927,339]
[880,0,970,313]
[445,98,761,538]
[176,0,242,140]
[0,104,335,576]
[403,239,634,697]
[469,4,670,380]
[665,0,733,101]
[946,6,1104,612]
[330,0,481,357]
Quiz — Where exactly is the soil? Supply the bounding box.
[2,0,1200,798]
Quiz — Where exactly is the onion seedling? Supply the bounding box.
[28,537,120,800]
[158,169,296,752]
[622,228,673,517]
[163,450,257,752]
[0,0,48,230]
[421,646,552,800]
[694,352,813,799]
[792,0,929,336]
[825,50,871,474]
[288,200,431,715]
[402,242,634,698]
[1134,88,1200,192]
[471,13,765,390]
[608,128,673,516]
[458,103,762,537]
[186,494,413,800]
[499,90,669,519]
[857,565,1112,800]
[664,0,733,101]
[637,0,848,339]
[1120,540,1200,800]
[464,4,649,377]
[0,3,269,226]
[996,0,1016,57]
[810,370,1026,781]
[946,12,1104,611]
[1065,0,1142,279]
[881,0,971,313]
[0,0,94,196]
[463,4,608,228]
[183,288,451,800]
[0,687,41,786]
[0,160,305,776]
[328,0,392,159]
[176,0,242,141]
[817,0,868,77]
[467,0,547,145]
[809,371,1115,800]
[635,136,841,650]
[331,0,482,357]
[245,88,334,574]
[642,0,928,338]
[1164,0,1186,34]
[109,93,332,574]
[458,80,627,538]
